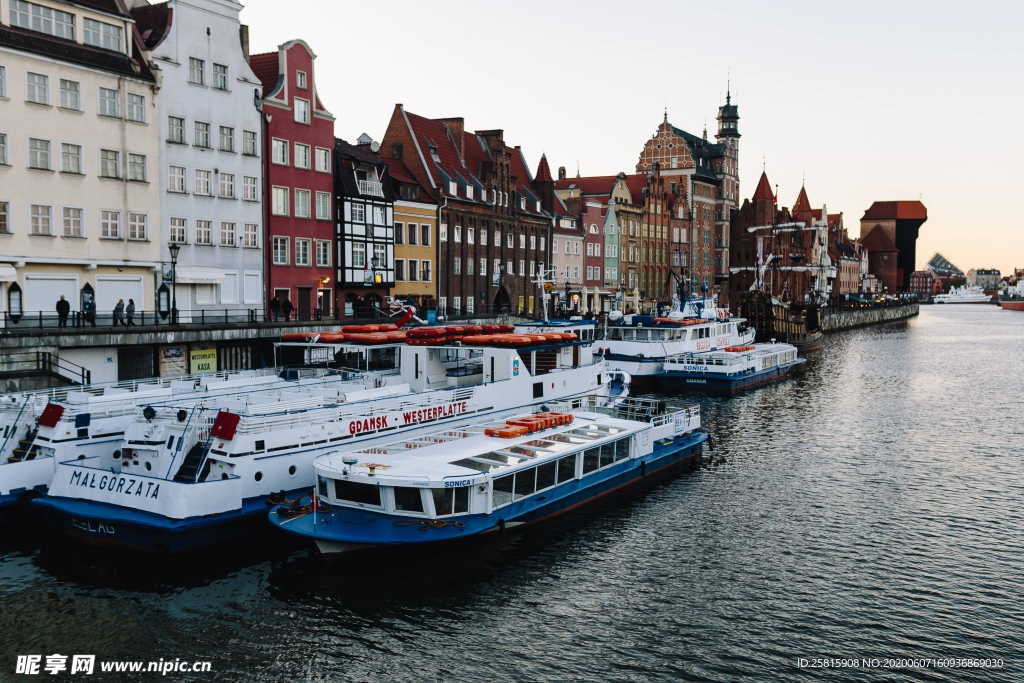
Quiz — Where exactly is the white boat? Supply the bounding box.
[269,397,706,554]
[933,285,991,304]
[659,342,806,395]
[34,326,629,551]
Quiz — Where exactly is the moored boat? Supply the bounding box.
[998,281,1024,310]
[658,342,806,395]
[934,285,991,304]
[269,397,705,554]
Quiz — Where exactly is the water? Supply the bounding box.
[1,305,1021,682]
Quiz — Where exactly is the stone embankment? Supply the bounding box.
[821,304,919,332]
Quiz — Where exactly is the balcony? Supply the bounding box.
[358,179,384,197]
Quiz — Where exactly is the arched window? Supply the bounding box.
[7,282,23,322]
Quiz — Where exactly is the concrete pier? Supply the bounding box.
[821,304,919,333]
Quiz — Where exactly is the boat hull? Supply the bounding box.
[657,360,805,395]
[272,432,707,554]
[999,300,1024,310]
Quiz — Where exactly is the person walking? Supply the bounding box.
[126,299,136,326]
[113,299,125,327]
[269,296,281,322]
[281,298,293,321]
[83,298,96,327]
[55,295,70,328]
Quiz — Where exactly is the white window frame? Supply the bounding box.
[126,93,145,122]
[194,169,212,195]
[98,87,119,117]
[195,219,212,245]
[294,142,310,169]
[220,221,236,247]
[294,97,310,124]
[100,209,120,239]
[127,153,146,182]
[294,189,311,218]
[272,236,289,265]
[26,72,49,105]
[28,138,51,170]
[272,186,290,216]
[99,149,119,178]
[244,223,259,248]
[219,172,235,199]
[243,130,258,156]
[316,191,331,220]
[30,204,52,235]
[315,147,330,172]
[62,207,83,237]
[243,176,258,201]
[189,57,205,85]
[59,79,80,110]
[169,166,186,193]
[169,217,187,244]
[128,212,147,241]
[315,240,331,267]
[271,138,289,165]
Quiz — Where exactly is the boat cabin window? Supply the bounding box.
[432,486,469,516]
[394,486,424,513]
[493,474,514,507]
[582,447,600,473]
[333,480,381,507]
[318,475,329,497]
[557,454,576,482]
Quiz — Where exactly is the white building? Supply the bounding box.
[0,0,161,325]
[133,0,263,320]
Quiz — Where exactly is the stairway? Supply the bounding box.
[173,442,208,482]
[7,428,39,463]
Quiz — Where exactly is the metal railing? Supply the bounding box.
[357,179,384,197]
[2,308,265,330]
[0,351,90,384]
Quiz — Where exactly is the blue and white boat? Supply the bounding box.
[269,397,705,554]
[658,342,806,395]
[33,332,628,552]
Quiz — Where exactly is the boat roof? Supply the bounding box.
[515,319,597,328]
[316,410,643,485]
[685,342,797,360]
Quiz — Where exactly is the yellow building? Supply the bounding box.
[385,158,437,312]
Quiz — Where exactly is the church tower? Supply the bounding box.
[716,85,740,207]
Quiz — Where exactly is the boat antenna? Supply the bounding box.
[531,267,558,325]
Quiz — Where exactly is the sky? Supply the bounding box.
[243,0,1023,274]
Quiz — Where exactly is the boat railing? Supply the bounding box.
[0,395,33,462]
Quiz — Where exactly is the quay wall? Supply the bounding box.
[821,304,919,333]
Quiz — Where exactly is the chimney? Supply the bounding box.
[239,24,250,60]
[558,166,566,180]
[437,117,464,164]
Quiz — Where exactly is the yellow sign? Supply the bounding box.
[189,345,217,374]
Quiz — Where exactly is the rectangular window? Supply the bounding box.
[195,219,212,245]
[98,87,118,117]
[407,259,418,281]
[351,242,366,268]
[127,93,145,122]
[296,70,308,89]
[316,191,330,220]
[0,202,8,234]
[219,172,235,198]
[243,176,258,201]
[507,233,514,248]
[243,130,258,156]
[127,153,145,181]
[315,147,330,172]
[373,243,386,268]
[271,186,289,216]
[28,138,50,169]
[467,227,474,244]
[272,236,289,265]
[271,138,288,165]
[351,203,365,222]
[407,223,418,245]
[479,228,487,246]
[59,79,79,110]
[169,217,187,243]
[316,240,330,267]
[467,258,475,275]
[519,234,526,249]
[219,126,234,152]
[395,259,405,281]
[30,204,52,235]
[189,57,205,85]
[530,235,536,250]
[194,122,210,148]
[244,223,258,248]
[454,225,462,242]
[99,149,119,178]
[212,63,228,90]
[494,229,500,244]
[453,257,461,275]
[540,237,546,251]
[0,66,5,98]
[294,97,310,124]
[420,260,431,282]
[373,206,385,224]
[294,143,310,169]
[479,258,487,275]
[394,222,404,244]
[83,18,121,50]
[100,209,120,238]
[169,165,186,193]
[519,260,525,276]
[62,207,82,237]
[294,189,311,218]
[194,169,211,195]
[439,224,447,241]
[452,296,461,313]
[466,296,475,314]
[220,221,236,247]
[26,72,48,104]
[128,212,147,240]
[12,1,74,40]
[168,116,185,143]
[421,224,430,246]
[334,480,381,507]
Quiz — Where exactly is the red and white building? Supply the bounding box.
[250,40,336,319]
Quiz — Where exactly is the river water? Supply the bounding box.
[0,305,1021,681]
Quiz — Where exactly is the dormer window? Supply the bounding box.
[466,185,474,200]
[519,197,526,210]
[296,71,308,89]
[11,1,75,41]
[448,180,457,195]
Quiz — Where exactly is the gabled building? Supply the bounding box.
[385,155,436,312]
[133,0,264,320]
[1,0,159,324]
[548,164,583,314]
[334,136,394,318]
[859,200,927,291]
[380,105,552,317]
[250,39,336,320]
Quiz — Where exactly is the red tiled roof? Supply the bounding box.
[861,201,927,221]
[554,175,616,195]
[382,157,418,185]
[535,154,553,183]
[623,174,647,202]
[861,225,898,252]
[752,172,775,201]
[404,110,469,190]
[793,186,811,214]
[248,51,280,98]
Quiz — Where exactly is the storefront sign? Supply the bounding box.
[189,345,217,374]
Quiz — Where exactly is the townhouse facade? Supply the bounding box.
[380,105,551,318]
[385,155,437,312]
[0,0,160,324]
[250,38,335,319]
[133,0,264,321]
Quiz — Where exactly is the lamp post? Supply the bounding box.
[168,242,180,325]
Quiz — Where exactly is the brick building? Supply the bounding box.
[250,39,335,319]
[380,105,551,317]
[908,270,935,299]
[859,201,928,291]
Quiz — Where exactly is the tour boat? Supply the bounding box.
[595,297,755,391]
[0,367,361,511]
[658,342,806,395]
[998,282,1024,311]
[33,327,629,551]
[933,285,991,304]
[269,397,706,554]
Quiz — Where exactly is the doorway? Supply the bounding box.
[297,287,312,320]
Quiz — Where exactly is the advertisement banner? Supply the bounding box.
[189,345,218,374]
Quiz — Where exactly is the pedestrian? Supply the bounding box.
[83,298,96,327]
[269,297,281,322]
[55,295,70,328]
[126,298,136,326]
[281,298,293,321]
[113,299,125,327]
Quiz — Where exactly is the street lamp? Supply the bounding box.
[168,242,180,325]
